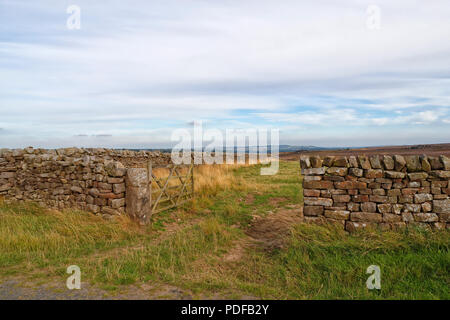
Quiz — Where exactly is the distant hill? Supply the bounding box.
[280,142,450,161]
[117,143,450,157]
[123,145,332,153]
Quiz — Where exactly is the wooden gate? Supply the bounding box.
[146,160,194,217]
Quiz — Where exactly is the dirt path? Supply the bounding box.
[222,205,304,262]
[248,206,303,248]
[0,276,195,300]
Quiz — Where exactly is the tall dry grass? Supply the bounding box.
[151,164,249,198]
[0,201,146,272]
[194,164,247,196]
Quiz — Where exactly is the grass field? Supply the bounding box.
[0,161,449,299]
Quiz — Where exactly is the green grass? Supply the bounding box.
[0,161,448,299]
[224,224,450,299]
[192,161,302,227]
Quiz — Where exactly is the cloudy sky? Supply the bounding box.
[1,0,450,148]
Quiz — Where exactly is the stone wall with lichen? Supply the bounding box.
[300,154,450,232]
[0,147,170,220]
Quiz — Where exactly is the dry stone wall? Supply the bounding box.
[300,154,450,232]
[0,147,170,220]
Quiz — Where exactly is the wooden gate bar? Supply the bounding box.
[147,159,195,219]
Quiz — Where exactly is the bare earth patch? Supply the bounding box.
[221,205,304,266]
[246,206,303,250]
[222,241,249,262]
[244,194,255,205]
[268,197,289,206]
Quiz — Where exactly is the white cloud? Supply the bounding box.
[0,0,449,147]
[255,108,449,127]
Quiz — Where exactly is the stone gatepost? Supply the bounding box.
[125,168,151,225]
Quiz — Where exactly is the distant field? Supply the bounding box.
[0,161,449,299]
[281,143,450,161]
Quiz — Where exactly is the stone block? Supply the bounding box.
[408,181,421,188]
[382,155,395,170]
[387,189,401,196]
[408,172,428,180]
[350,212,382,222]
[304,206,324,216]
[440,155,450,170]
[433,199,450,213]
[332,194,351,203]
[405,155,421,172]
[369,195,387,203]
[323,156,335,167]
[348,156,358,168]
[349,168,363,177]
[304,197,333,207]
[402,212,414,223]
[428,156,443,170]
[0,172,15,179]
[414,213,439,222]
[421,202,432,212]
[326,167,348,176]
[402,188,418,195]
[378,203,392,213]
[398,195,413,203]
[394,155,406,171]
[310,155,323,168]
[303,180,334,189]
[113,183,126,194]
[303,176,322,181]
[332,156,348,167]
[392,204,403,214]
[70,186,83,193]
[352,195,369,202]
[361,202,377,212]
[369,155,382,169]
[383,213,402,222]
[347,202,360,211]
[304,189,321,197]
[335,181,367,189]
[111,198,125,209]
[358,156,371,170]
[420,156,431,172]
[323,175,345,182]
[302,167,326,175]
[364,169,383,179]
[414,193,432,204]
[324,210,350,220]
[404,203,421,213]
[430,170,450,179]
[373,188,386,196]
[431,181,447,188]
[345,221,373,233]
[299,156,310,169]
